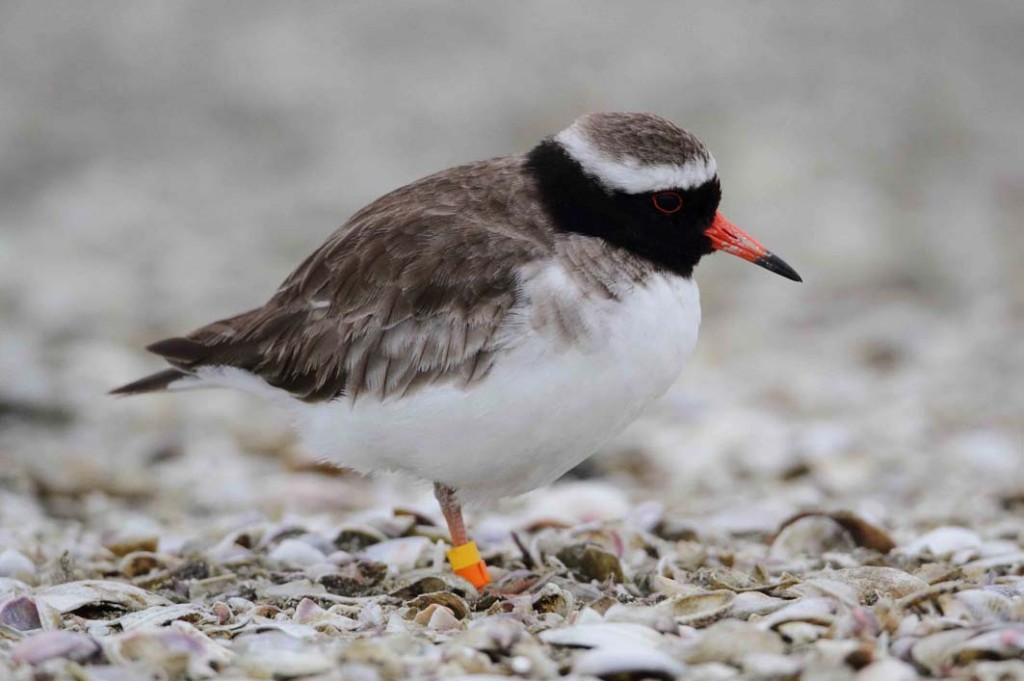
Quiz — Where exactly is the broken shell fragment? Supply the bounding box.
[555,543,625,583]
[769,515,856,561]
[11,630,101,665]
[407,591,470,620]
[656,589,735,627]
[36,579,172,615]
[0,595,42,631]
[412,603,463,631]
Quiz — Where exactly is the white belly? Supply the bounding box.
[291,266,701,502]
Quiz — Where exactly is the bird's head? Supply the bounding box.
[527,112,801,282]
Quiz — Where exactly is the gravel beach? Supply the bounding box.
[1,4,1021,679]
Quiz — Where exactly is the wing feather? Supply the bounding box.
[147,156,552,403]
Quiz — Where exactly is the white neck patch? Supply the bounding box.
[554,124,717,194]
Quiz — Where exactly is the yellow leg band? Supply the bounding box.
[446,541,490,588]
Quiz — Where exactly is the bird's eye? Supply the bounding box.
[652,191,683,215]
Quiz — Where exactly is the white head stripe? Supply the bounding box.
[554,125,717,194]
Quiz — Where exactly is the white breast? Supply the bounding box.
[292,262,701,502]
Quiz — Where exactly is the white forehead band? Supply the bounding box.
[554,125,717,194]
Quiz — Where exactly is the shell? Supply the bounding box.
[412,603,463,631]
[740,652,803,678]
[602,602,678,632]
[540,622,665,649]
[684,620,785,665]
[407,591,470,620]
[391,570,473,599]
[769,515,856,562]
[755,597,837,630]
[318,559,388,596]
[104,620,235,678]
[11,630,101,665]
[899,526,982,558]
[572,646,686,679]
[728,591,790,620]
[0,596,42,631]
[530,582,575,617]
[656,590,735,627]
[233,633,335,679]
[555,543,625,583]
[117,603,207,630]
[939,587,1023,623]
[358,537,432,572]
[333,524,388,552]
[853,659,919,681]
[118,551,173,578]
[36,579,171,614]
[446,617,529,654]
[946,626,1024,665]
[268,538,327,568]
[775,511,895,554]
[798,567,928,604]
[0,550,36,581]
[0,577,31,600]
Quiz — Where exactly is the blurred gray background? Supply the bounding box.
[1,3,1021,528]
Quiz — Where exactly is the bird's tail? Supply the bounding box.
[109,369,192,396]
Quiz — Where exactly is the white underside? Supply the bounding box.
[192,265,701,502]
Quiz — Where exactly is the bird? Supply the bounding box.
[112,112,801,588]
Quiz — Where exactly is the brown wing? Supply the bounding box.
[145,156,553,403]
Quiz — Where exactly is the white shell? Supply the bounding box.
[118,603,207,630]
[358,537,432,573]
[36,580,171,614]
[899,526,982,557]
[572,646,686,678]
[853,659,919,681]
[755,597,837,630]
[11,630,100,665]
[0,550,35,581]
[540,622,664,649]
[268,538,327,569]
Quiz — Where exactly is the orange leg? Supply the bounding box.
[434,482,490,588]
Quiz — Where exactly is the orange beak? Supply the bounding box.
[706,212,802,282]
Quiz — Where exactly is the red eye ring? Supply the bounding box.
[652,191,683,215]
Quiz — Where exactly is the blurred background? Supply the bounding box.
[1,3,1021,540]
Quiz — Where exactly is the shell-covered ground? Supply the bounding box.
[1,3,1022,680]
[1,470,1022,680]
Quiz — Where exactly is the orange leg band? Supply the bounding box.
[447,541,490,588]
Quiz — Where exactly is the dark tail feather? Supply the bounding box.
[110,368,189,396]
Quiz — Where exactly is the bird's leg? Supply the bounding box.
[434,482,468,546]
[434,482,490,588]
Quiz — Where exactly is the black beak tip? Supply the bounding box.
[756,253,803,282]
